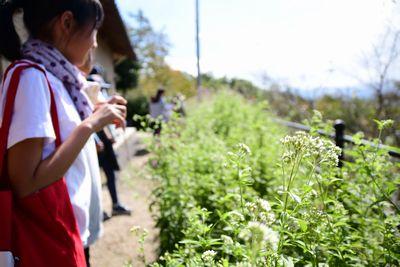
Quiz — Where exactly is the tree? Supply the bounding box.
[128,10,169,79]
[127,10,195,97]
[114,58,140,95]
[361,25,400,119]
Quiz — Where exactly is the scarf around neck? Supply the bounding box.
[21,38,93,120]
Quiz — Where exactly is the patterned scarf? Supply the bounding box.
[21,38,93,120]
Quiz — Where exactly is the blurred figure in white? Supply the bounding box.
[149,88,173,134]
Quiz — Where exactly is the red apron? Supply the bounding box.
[0,61,86,267]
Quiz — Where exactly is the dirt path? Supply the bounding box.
[90,153,159,267]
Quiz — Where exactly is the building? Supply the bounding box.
[0,0,136,89]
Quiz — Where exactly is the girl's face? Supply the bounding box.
[64,28,98,67]
[52,11,98,66]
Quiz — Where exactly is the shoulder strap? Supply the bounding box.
[0,61,62,184]
[0,60,33,87]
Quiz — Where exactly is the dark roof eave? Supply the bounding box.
[99,0,136,61]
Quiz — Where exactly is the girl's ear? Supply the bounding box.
[60,11,75,34]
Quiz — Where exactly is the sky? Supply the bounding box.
[116,0,399,90]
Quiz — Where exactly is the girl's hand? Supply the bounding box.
[95,140,104,152]
[94,95,127,108]
[84,102,127,132]
[107,95,127,106]
[105,95,128,129]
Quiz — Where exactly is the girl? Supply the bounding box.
[149,88,173,135]
[0,0,127,266]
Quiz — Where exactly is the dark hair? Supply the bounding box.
[0,0,104,61]
[89,65,103,75]
[151,88,165,103]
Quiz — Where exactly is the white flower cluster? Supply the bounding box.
[257,199,271,212]
[235,262,252,267]
[130,225,141,234]
[257,199,275,224]
[280,131,341,167]
[376,119,394,131]
[245,199,275,225]
[221,234,234,245]
[201,250,217,262]
[239,221,279,251]
[238,143,251,155]
[227,210,245,222]
[245,202,257,213]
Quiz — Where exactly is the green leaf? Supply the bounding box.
[298,219,308,232]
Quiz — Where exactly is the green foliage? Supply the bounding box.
[264,87,312,123]
[128,10,169,78]
[229,78,264,99]
[114,58,140,93]
[269,92,400,147]
[122,89,149,128]
[199,73,265,100]
[126,10,196,97]
[145,92,400,266]
[200,73,230,91]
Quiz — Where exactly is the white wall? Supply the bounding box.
[0,13,26,81]
[0,57,9,82]
[94,39,116,91]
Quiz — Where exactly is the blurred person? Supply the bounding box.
[85,66,132,218]
[149,88,173,134]
[78,51,107,266]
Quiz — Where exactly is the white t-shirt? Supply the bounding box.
[149,98,173,122]
[0,63,102,246]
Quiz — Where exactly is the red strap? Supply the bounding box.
[1,60,31,85]
[0,61,62,183]
[4,60,30,77]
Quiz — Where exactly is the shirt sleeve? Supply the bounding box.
[7,68,56,149]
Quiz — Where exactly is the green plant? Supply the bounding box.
[143,91,399,266]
